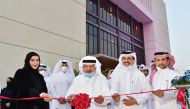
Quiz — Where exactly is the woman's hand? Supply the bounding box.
[40,92,52,102]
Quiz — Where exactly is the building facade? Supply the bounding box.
[0,0,170,86]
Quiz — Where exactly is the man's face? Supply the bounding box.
[107,70,113,79]
[38,67,46,72]
[38,67,47,75]
[151,64,156,71]
[140,69,149,76]
[155,55,169,69]
[62,64,68,67]
[83,64,96,74]
[7,78,11,83]
[121,55,135,67]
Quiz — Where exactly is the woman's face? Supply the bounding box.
[29,56,40,69]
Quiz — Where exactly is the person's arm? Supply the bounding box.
[155,73,178,102]
[133,76,150,105]
[40,75,48,93]
[14,69,35,97]
[49,75,60,98]
[94,77,111,106]
[38,75,52,102]
[14,69,29,92]
[161,88,177,101]
[111,74,121,102]
[159,82,177,101]
[1,89,10,108]
[65,77,79,105]
[14,69,39,97]
[65,78,77,99]
[28,75,47,97]
[111,73,120,95]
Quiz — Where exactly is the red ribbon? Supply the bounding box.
[0,88,179,109]
[71,93,91,109]
[177,88,186,109]
[0,96,42,101]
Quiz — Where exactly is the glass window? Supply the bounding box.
[87,14,98,24]
[100,0,117,26]
[100,21,117,34]
[94,27,98,54]
[86,0,145,64]
[119,9,131,35]
[86,24,89,54]
[100,30,104,54]
[87,0,98,15]
[133,19,143,40]
[108,34,111,56]
[134,46,145,65]
[119,32,132,42]
[86,23,98,55]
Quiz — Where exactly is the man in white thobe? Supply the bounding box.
[39,64,53,108]
[139,64,151,109]
[111,51,150,109]
[149,61,157,85]
[39,64,52,95]
[151,52,178,109]
[107,70,114,109]
[66,56,111,109]
[107,69,113,89]
[139,64,149,78]
[51,60,75,109]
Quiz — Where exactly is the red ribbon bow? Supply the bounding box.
[177,88,186,109]
[71,93,91,109]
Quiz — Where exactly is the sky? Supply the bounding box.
[164,0,190,70]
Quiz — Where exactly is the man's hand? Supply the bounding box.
[112,93,120,102]
[5,103,11,107]
[123,96,138,106]
[40,92,52,102]
[94,95,104,104]
[67,95,75,104]
[58,97,67,104]
[152,89,164,97]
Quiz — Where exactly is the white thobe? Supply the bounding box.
[44,76,52,96]
[107,79,113,109]
[111,68,150,109]
[50,72,73,109]
[152,67,178,109]
[66,74,111,109]
[44,76,53,108]
[143,76,151,109]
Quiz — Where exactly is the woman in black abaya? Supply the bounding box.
[13,52,52,109]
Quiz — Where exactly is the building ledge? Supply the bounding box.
[94,54,119,70]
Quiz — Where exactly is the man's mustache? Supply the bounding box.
[158,64,166,67]
[158,64,164,66]
[123,62,130,64]
[85,71,93,73]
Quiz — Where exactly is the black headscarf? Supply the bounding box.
[24,52,41,70]
[24,52,44,94]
